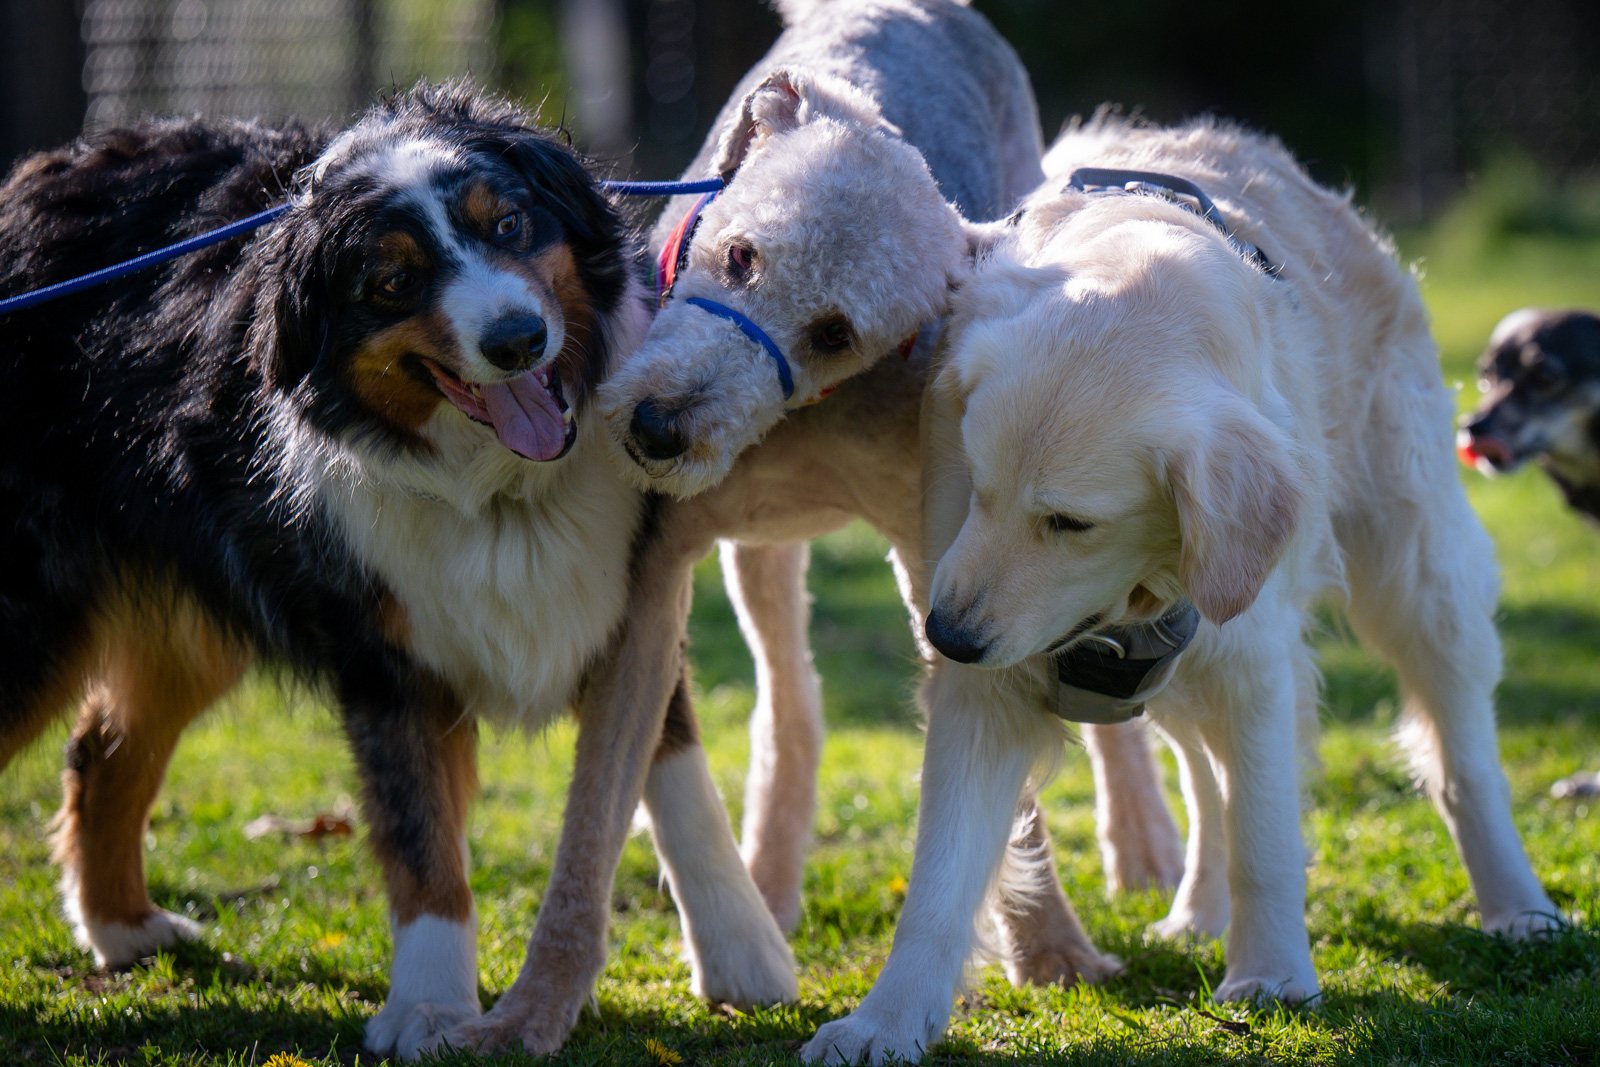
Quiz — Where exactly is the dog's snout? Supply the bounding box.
[480,312,548,372]
[629,398,690,461]
[925,606,990,664]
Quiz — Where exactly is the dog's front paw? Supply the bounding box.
[85,908,204,968]
[1149,898,1228,942]
[364,998,482,1060]
[1213,972,1319,1007]
[1484,901,1565,939]
[801,1006,941,1065]
[442,997,576,1057]
[1008,939,1122,989]
[690,903,798,1007]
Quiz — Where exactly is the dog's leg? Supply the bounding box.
[644,660,799,1006]
[1147,713,1230,940]
[802,664,1061,1065]
[352,681,481,1061]
[51,608,247,968]
[723,539,823,931]
[1082,720,1184,893]
[987,786,1121,988]
[446,522,789,1055]
[1340,499,1557,937]
[1183,609,1319,1005]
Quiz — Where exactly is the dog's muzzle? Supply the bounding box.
[1049,602,1200,724]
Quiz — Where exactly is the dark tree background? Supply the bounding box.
[2,0,1596,224]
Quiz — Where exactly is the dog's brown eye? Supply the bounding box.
[380,271,414,295]
[728,243,754,274]
[496,212,520,237]
[813,317,852,352]
[1046,513,1094,534]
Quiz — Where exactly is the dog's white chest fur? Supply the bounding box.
[309,416,640,725]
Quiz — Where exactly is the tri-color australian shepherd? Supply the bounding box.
[1460,308,1600,521]
[0,84,656,1056]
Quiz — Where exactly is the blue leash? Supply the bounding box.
[0,177,726,318]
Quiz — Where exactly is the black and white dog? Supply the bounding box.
[0,83,786,1059]
[1460,308,1600,520]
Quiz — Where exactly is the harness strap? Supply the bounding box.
[655,189,720,308]
[1067,168,1281,278]
[1050,601,1200,724]
[685,296,795,400]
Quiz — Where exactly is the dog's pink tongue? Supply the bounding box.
[482,372,567,460]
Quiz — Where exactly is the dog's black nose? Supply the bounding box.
[925,607,989,664]
[480,312,548,372]
[630,398,689,461]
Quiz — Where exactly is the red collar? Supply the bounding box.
[655,190,720,308]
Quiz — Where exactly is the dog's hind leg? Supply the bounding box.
[1338,493,1557,936]
[51,594,248,968]
[723,540,823,932]
[1083,720,1185,893]
[988,786,1122,988]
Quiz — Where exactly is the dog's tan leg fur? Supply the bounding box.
[989,787,1122,987]
[51,593,248,965]
[724,540,823,932]
[448,525,701,1055]
[1083,720,1184,893]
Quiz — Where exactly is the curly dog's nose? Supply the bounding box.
[630,398,689,461]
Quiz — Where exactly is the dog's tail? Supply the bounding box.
[770,0,969,28]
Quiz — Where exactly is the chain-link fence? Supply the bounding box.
[80,0,496,132]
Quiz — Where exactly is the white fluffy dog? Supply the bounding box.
[803,117,1560,1063]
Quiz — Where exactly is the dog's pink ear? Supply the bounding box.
[1170,403,1302,625]
[714,69,806,180]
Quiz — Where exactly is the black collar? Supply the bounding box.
[1050,602,1200,724]
[1063,167,1282,278]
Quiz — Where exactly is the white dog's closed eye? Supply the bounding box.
[1168,398,1302,624]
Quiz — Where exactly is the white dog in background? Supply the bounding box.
[804,115,1559,1063]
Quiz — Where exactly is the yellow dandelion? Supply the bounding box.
[262,1055,314,1067]
[314,932,346,950]
[644,1037,684,1065]
[888,875,908,896]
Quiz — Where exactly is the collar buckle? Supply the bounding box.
[1049,602,1200,724]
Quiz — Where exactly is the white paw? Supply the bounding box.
[690,901,799,1006]
[802,1006,941,1065]
[83,909,203,968]
[1484,901,1565,939]
[1214,971,1319,1006]
[1150,905,1226,942]
[364,998,482,1060]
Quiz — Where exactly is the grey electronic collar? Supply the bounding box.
[1050,602,1200,724]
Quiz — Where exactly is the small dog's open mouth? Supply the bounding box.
[1456,427,1523,474]
[425,359,576,461]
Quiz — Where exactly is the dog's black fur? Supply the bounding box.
[1460,308,1600,520]
[0,83,630,893]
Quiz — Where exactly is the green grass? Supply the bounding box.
[7,216,1600,1066]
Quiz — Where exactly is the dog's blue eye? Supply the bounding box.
[1047,513,1094,534]
[497,213,520,237]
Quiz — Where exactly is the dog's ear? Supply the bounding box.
[714,69,806,181]
[249,226,332,391]
[1169,399,1302,624]
[713,68,895,181]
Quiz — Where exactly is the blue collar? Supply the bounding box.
[1066,168,1281,278]
[684,297,795,400]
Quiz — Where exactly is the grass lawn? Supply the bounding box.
[6,215,1600,1066]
